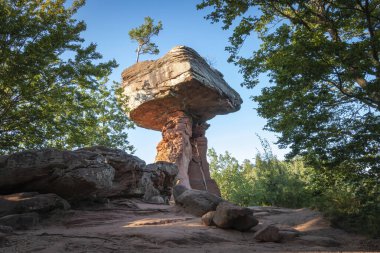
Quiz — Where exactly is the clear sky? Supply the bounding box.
[73,0,288,163]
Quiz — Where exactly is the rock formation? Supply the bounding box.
[0,146,177,204]
[121,46,243,195]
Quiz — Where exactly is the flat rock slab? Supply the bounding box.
[0,202,375,252]
[121,46,242,130]
[0,192,70,217]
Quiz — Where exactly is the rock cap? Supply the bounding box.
[121,46,243,130]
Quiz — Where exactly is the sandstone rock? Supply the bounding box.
[299,235,341,247]
[279,230,299,241]
[172,185,188,200]
[121,45,242,131]
[188,123,221,196]
[155,111,193,188]
[0,225,13,234]
[121,46,242,194]
[254,225,281,242]
[0,192,70,217]
[0,232,8,246]
[0,212,39,230]
[0,148,115,202]
[174,186,223,216]
[201,211,216,226]
[213,202,258,231]
[140,162,178,204]
[77,146,146,197]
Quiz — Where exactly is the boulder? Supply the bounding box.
[0,212,39,230]
[0,148,115,202]
[141,162,178,204]
[0,147,179,204]
[76,146,146,197]
[0,192,70,217]
[213,202,258,231]
[254,225,281,242]
[201,211,216,226]
[173,186,223,216]
[173,185,188,200]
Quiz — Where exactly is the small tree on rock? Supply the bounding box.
[129,17,163,63]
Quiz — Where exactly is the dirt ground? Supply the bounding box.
[1,199,379,253]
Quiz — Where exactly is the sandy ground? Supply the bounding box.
[0,199,379,253]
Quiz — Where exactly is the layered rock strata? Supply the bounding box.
[122,46,243,194]
[0,147,178,204]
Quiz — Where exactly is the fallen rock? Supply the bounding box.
[173,185,188,200]
[174,186,223,216]
[279,230,299,241]
[299,235,341,247]
[0,149,115,202]
[213,202,258,231]
[0,192,70,217]
[0,212,39,230]
[142,162,178,203]
[278,226,300,241]
[254,225,281,242]
[201,211,216,226]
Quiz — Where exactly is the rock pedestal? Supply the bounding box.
[155,111,193,189]
[121,46,243,196]
[188,122,221,196]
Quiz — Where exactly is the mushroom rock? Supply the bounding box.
[121,46,243,195]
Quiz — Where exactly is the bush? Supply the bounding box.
[208,142,380,237]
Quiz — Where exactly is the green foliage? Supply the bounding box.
[0,0,134,154]
[208,142,313,208]
[197,0,380,175]
[129,16,163,62]
[208,144,380,237]
[309,167,380,237]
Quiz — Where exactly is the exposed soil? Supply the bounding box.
[1,199,379,252]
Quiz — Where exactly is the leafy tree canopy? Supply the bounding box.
[198,0,380,174]
[129,16,163,63]
[0,0,134,154]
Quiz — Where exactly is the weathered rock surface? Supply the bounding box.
[213,202,259,231]
[188,122,221,196]
[0,204,371,252]
[0,212,39,230]
[121,45,242,131]
[201,211,216,226]
[155,111,193,188]
[140,162,178,204]
[0,147,177,204]
[77,146,146,197]
[122,46,242,195]
[0,192,70,217]
[253,225,281,242]
[299,235,341,247]
[173,186,223,216]
[0,148,115,201]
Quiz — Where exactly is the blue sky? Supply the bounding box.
[73,0,287,163]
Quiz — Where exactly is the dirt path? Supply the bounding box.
[1,199,379,252]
